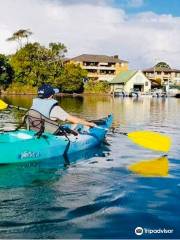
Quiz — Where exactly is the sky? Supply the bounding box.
[0,0,180,69]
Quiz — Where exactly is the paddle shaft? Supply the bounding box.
[8,104,27,111]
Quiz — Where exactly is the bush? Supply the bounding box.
[59,63,87,93]
[5,82,37,94]
[84,80,110,94]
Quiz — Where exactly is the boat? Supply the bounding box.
[175,93,180,98]
[0,146,109,188]
[0,114,113,164]
[129,89,141,98]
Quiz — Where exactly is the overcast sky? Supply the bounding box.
[0,0,180,69]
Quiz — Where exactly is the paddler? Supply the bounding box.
[30,84,96,128]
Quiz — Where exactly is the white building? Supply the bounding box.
[110,70,151,94]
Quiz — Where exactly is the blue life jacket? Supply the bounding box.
[31,98,58,118]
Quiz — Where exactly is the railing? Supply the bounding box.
[82,66,116,70]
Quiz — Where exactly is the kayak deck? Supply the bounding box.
[0,114,113,164]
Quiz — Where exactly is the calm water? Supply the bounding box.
[0,95,180,239]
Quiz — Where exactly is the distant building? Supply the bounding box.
[143,62,180,87]
[65,54,128,81]
[110,70,151,94]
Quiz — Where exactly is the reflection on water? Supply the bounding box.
[2,95,180,127]
[0,146,108,189]
[128,155,169,177]
[0,95,180,238]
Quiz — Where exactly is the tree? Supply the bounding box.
[48,42,67,83]
[10,43,51,86]
[6,29,33,49]
[9,42,67,87]
[6,39,86,93]
[84,80,110,93]
[155,62,171,69]
[0,54,14,89]
[58,63,87,93]
[49,42,67,60]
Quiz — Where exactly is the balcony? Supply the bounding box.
[83,66,116,70]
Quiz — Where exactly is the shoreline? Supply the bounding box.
[0,92,112,97]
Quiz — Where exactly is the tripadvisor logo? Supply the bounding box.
[135,226,174,236]
[135,227,143,236]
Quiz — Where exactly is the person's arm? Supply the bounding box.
[66,115,96,128]
[50,106,96,127]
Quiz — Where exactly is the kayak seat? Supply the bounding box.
[25,109,78,137]
[25,109,60,135]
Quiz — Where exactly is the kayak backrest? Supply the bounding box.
[25,109,60,134]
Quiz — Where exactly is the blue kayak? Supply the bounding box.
[0,114,113,164]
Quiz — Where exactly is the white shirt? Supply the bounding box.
[50,106,70,121]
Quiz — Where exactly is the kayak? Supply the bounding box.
[0,114,113,164]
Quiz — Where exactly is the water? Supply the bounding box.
[0,95,180,239]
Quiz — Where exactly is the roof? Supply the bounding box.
[69,54,128,63]
[143,67,180,73]
[110,70,137,84]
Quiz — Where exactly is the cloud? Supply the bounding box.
[0,0,180,69]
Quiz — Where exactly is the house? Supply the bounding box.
[110,70,151,94]
[65,54,128,81]
[143,62,180,87]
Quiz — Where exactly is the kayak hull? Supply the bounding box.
[0,114,113,164]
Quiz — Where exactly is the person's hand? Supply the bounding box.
[88,122,96,128]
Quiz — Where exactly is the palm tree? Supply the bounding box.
[6,29,33,49]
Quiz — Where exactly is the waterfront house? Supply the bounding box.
[65,54,128,82]
[143,62,180,87]
[110,70,151,95]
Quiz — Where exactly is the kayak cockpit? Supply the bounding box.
[0,131,33,143]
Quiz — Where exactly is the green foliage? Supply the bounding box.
[58,63,87,93]
[155,62,171,69]
[5,82,37,94]
[8,43,86,93]
[169,85,180,90]
[84,80,110,93]
[2,29,93,94]
[7,29,33,48]
[0,54,14,89]
[49,42,67,58]
[9,42,65,86]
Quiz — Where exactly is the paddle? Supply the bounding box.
[0,99,172,152]
[119,130,171,152]
[0,99,27,111]
[128,155,168,177]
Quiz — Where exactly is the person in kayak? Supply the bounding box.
[30,84,96,128]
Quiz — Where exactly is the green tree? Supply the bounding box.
[9,42,69,87]
[7,29,33,49]
[48,42,67,84]
[155,62,171,69]
[7,40,86,93]
[58,63,87,93]
[10,42,58,86]
[84,80,110,93]
[0,54,14,89]
[49,42,67,60]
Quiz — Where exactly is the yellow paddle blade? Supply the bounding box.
[127,130,171,152]
[0,100,8,110]
[128,156,168,177]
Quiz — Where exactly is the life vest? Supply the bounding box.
[25,98,59,135]
[31,98,58,118]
